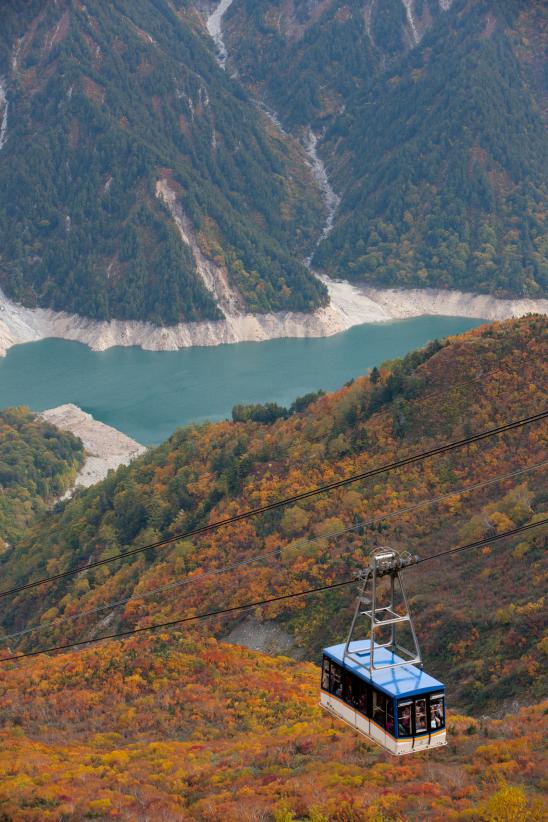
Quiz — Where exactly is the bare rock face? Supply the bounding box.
[0,78,8,150]
[224,616,305,660]
[39,404,146,492]
[156,178,244,315]
[206,0,234,67]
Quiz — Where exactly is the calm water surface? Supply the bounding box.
[0,317,485,445]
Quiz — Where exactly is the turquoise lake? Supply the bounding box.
[0,316,485,445]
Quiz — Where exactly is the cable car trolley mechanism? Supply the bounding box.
[320,548,446,755]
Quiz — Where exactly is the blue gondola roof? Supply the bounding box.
[323,641,444,698]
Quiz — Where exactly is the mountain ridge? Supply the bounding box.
[0,406,84,546]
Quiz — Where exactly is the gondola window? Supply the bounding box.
[321,657,330,691]
[330,662,343,697]
[398,700,413,737]
[373,689,387,729]
[415,698,427,733]
[430,694,445,730]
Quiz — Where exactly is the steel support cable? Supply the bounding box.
[1,410,546,601]
[1,519,546,664]
[5,458,547,644]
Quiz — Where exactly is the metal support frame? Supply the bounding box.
[343,547,422,674]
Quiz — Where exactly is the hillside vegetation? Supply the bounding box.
[0,316,546,715]
[0,1,326,323]
[224,0,548,298]
[0,634,546,820]
[0,407,84,546]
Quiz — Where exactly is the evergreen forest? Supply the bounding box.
[224,0,548,297]
[0,407,84,546]
[0,1,326,323]
[0,0,546,327]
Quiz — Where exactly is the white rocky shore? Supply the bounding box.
[0,278,546,358]
[40,404,146,493]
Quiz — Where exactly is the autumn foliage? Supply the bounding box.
[0,635,546,821]
[0,317,546,819]
[0,317,546,714]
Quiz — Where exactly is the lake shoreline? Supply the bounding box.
[0,278,546,357]
[40,404,146,492]
[0,316,497,444]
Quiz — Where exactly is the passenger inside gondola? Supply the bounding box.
[430,695,444,729]
[386,700,395,735]
[398,702,412,736]
[346,680,354,705]
[347,679,359,708]
[415,699,427,733]
[331,666,343,697]
[321,660,330,691]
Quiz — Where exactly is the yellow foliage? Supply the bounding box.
[481,784,527,821]
[102,750,130,768]
[88,797,113,813]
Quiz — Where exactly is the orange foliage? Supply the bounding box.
[0,636,546,821]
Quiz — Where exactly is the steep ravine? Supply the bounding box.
[206,0,234,69]
[205,0,339,248]
[0,78,8,150]
[402,0,421,45]
[304,129,340,246]
[156,178,244,315]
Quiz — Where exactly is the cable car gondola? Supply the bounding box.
[320,548,446,755]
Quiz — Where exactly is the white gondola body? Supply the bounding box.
[320,642,447,756]
[320,690,446,755]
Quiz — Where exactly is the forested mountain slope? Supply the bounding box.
[223,0,548,298]
[222,0,429,130]
[0,634,546,820]
[0,407,84,546]
[0,1,325,323]
[1,316,546,714]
